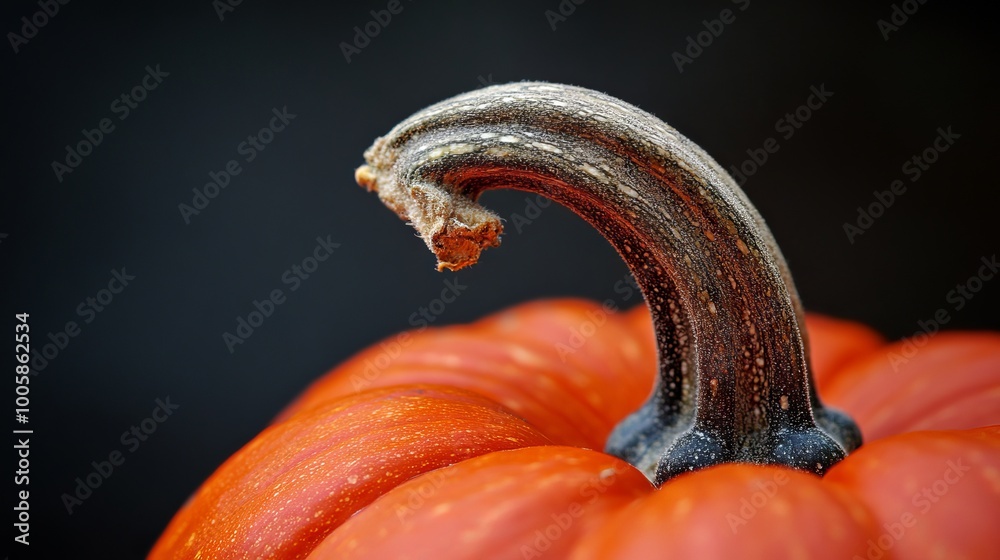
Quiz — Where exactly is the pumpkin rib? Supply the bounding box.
[283,300,654,448]
[404,298,655,430]
[149,386,551,560]
[494,311,657,425]
[571,464,882,559]
[803,313,887,387]
[824,426,1000,560]
[901,387,1000,433]
[306,446,653,560]
[823,333,1000,438]
[290,347,613,448]
[399,331,629,438]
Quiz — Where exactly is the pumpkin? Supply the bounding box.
[150,83,1000,559]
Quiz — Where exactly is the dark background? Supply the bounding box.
[3,0,997,557]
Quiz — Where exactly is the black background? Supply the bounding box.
[3,0,997,557]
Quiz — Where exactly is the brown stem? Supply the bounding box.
[354,82,860,485]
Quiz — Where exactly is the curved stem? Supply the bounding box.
[355,82,860,484]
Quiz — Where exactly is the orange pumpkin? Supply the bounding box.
[151,83,1000,559]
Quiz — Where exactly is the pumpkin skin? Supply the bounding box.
[278,299,659,450]
[150,299,1000,559]
[149,385,551,559]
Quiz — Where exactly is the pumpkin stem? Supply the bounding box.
[355,82,860,485]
